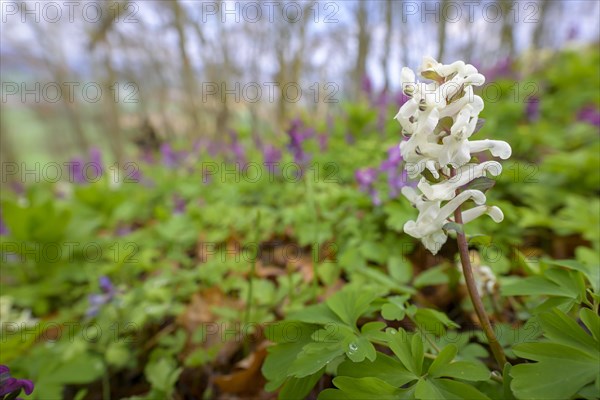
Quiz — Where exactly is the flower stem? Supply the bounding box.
[452,174,508,371]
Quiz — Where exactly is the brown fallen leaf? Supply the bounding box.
[213,346,268,396]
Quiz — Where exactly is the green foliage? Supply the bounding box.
[1,48,599,399]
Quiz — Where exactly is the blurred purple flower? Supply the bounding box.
[525,97,540,122]
[99,276,113,293]
[263,144,282,165]
[361,74,373,98]
[140,149,155,164]
[173,194,186,214]
[231,142,247,166]
[379,146,408,198]
[86,276,115,318]
[68,157,87,184]
[10,182,24,196]
[115,224,133,237]
[0,209,8,236]
[484,57,513,82]
[379,146,403,173]
[160,143,178,168]
[356,167,378,188]
[89,147,103,175]
[355,167,381,206]
[0,365,34,398]
[395,91,409,107]
[345,132,355,145]
[567,26,579,41]
[578,105,600,127]
[286,119,312,164]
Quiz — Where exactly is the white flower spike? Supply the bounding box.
[397,57,512,254]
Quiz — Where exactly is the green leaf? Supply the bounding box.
[430,360,490,381]
[511,310,600,400]
[326,286,378,327]
[430,378,491,400]
[337,352,417,387]
[414,265,449,288]
[145,358,182,394]
[320,377,405,400]
[411,333,425,376]
[416,378,444,400]
[279,372,324,400]
[544,259,599,293]
[346,335,376,363]
[263,324,317,390]
[381,296,409,321]
[289,342,345,378]
[427,345,457,376]
[387,329,423,375]
[463,176,496,193]
[45,354,104,385]
[511,342,598,400]
[501,275,578,298]
[468,234,492,246]
[413,308,460,332]
[388,256,413,284]
[537,309,597,353]
[580,308,600,342]
[288,303,344,325]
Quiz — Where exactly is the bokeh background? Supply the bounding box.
[1,1,599,399]
[1,0,599,166]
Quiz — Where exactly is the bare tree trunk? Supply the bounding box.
[437,0,449,62]
[532,0,551,49]
[381,0,393,93]
[500,0,515,57]
[399,1,410,67]
[353,1,370,97]
[101,49,124,164]
[170,0,199,137]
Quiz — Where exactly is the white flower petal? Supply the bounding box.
[468,140,512,159]
[418,161,502,201]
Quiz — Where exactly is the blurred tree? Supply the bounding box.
[353,1,371,97]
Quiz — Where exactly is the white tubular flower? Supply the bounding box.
[402,188,488,255]
[418,161,502,201]
[396,57,511,254]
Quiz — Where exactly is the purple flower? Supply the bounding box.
[99,276,114,294]
[361,74,373,97]
[115,224,133,237]
[140,149,155,164]
[355,168,378,188]
[578,105,600,127]
[387,169,409,198]
[172,194,186,214]
[68,157,86,184]
[380,146,403,172]
[379,146,408,198]
[355,167,381,206]
[231,142,247,166]
[0,365,34,398]
[86,276,115,318]
[525,97,540,122]
[286,119,312,165]
[0,209,8,236]
[160,143,179,168]
[263,144,282,165]
[484,57,513,82]
[395,91,409,107]
[89,147,103,175]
